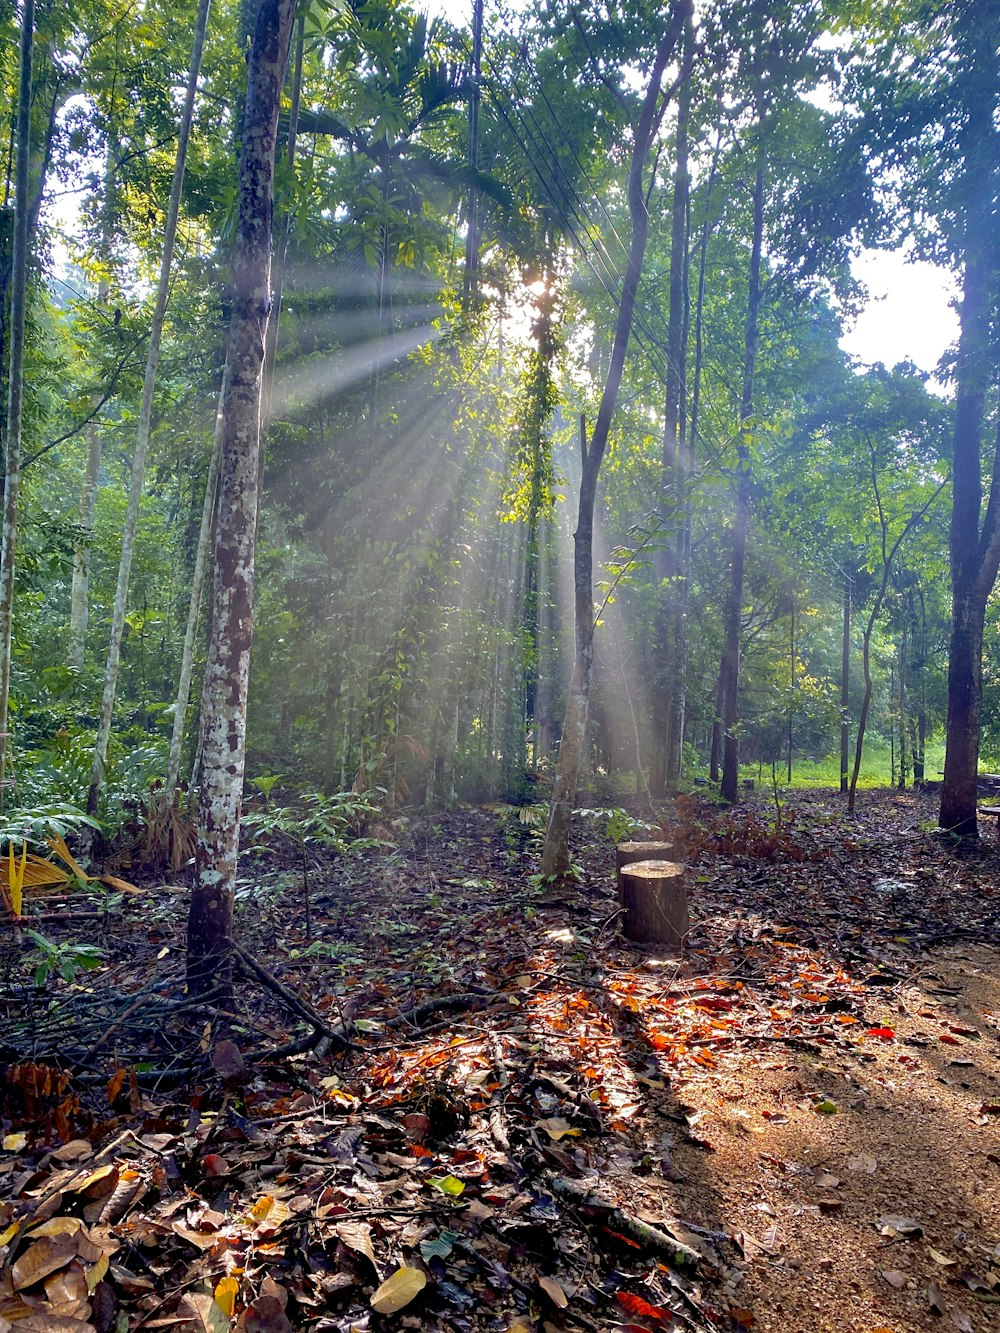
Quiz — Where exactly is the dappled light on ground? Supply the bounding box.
[1,790,999,1330]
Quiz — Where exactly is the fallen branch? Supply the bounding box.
[549,1175,703,1271]
[232,942,350,1048]
[386,990,495,1031]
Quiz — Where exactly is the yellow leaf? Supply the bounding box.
[8,841,20,916]
[27,1217,81,1239]
[93,873,141,894]
[214,1275,238,1317]
[536,1117,582,1142]
[46,833,88,881]
[370,1266,427,1314]
[87,1252,109,1293]
[0,1220,21,1245]
[250,1195,275,1222]
[3,1131,27,1151]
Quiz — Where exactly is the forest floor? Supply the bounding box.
[2,787,1000,1333]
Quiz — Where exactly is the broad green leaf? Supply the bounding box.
[429,1175,465,1196]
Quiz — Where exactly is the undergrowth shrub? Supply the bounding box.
[669,795,828,863]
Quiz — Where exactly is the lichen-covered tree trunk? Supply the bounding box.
[0,0,35,797]
[187,0,295,994]
[541,4,690,879]
[87,0,211,815]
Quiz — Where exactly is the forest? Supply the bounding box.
[1,0,999,1330]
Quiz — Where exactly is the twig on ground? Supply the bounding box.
[232,941,351,1048]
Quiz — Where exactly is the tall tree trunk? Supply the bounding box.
[939,1,1000,837]
[462,0,484,306]
[787,602,795,783]
[840,571,851,793]
[87,0,211,815]
[897,616,908,789]
[259,7,304,447]
[912,586,926,783]
[164,366,226,806]
[650,14,692,800]
[0,0,34,798]
[719,149,765,804]
[521,270,558,770]
[68,423,101,674]
[541,5,689,878]
[187,0,295,993]
[69,156,116,674]
[849,462,946,814]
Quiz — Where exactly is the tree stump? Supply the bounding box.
[616,840,674,880]
[617,859,688,947]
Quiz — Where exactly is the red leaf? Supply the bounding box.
[865,1027,896,1042]
[616,1290,673,1322]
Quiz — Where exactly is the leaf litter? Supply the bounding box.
[0,788,998,1330]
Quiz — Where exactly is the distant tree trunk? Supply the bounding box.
[719,148,765,804]
[787,603,795,784]
[542,6,689,878]
[849,459,945,814]
[88,0,212,815]
[650,14,692,800]
[164,366,226,806]
[709,670,724,781]
[69,158,116,675]
[897,616,908,789]
[911,586,926,783]
[840,572,851,793]
[939,0,1000,838]
[68,422,101,674]
[462,0,484,305]
[187,0,295,994]
[0,0,34,798]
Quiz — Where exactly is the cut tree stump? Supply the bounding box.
[616,840,674,880]
[617,859,688,947]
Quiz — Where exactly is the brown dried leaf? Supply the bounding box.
[211,1040,248,1083]
[9,1315,97,1332]
[336,1222,376,1266]
[235,1295,294,1333]
[50,1140,92,1164]
[12,1234,78,1290]
[927,1283,948,1315]
[179,1286,231,1333]
[879,1270,908,1290]
[538,1276,568,1308]
[44,1258,89,1312]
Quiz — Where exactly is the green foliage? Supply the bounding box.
[241,786,387,855]
[577,807,654,844]
[23,930,107,987]
[0,800,98,851]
